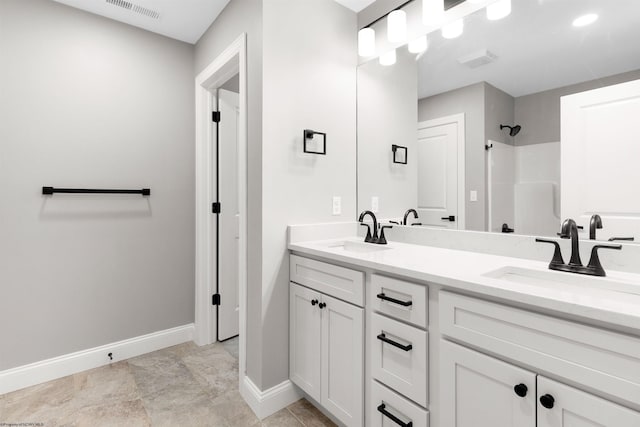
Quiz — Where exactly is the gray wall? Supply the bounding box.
[261,0,357,389]
[418,83,486,231]
[194,0,264,387]
[515,70,640,146]
[0,0,195,370]
[485,83,515,146]
[358,49,418,219]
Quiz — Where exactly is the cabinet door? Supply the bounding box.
[537,376,640,427]
[290,283,322,402]
[440,340,536,427]
[321,293,364,427]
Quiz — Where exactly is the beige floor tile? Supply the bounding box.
[262,408,304,427]
[287,399,337,427]
[2,376,76,425]
[209,389,261,427]
[182,346,239,399]
[70,361,139,409]
[58,399,151,427]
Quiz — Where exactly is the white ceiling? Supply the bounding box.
[334,0,376,13]
[418,0,640,98]
[52,0,231,44]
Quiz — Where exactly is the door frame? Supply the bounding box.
[194,33,247,375]
[417,113,466,229]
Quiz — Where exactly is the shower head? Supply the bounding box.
[500,124,521,137]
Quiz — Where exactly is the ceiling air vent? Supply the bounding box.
[105,0,160,19]
[457,49,498,69]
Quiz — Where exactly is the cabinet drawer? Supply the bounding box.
[370,274,427,328]
[371,313,428,407]
[290,254,364,306]
[370,380,429,427]
[440,291,640,410]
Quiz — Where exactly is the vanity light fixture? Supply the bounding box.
[573,13,598,27]
[423,0,444,26]
[486,0,511,20]
[408,35,428,54]
[380,49,397,66]
[388,10,407,43]
[442,18,464,39]
[358,27,376,57]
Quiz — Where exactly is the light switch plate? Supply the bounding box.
[332,196,341,215]
[470,190,478,202]
[371,196,379,213]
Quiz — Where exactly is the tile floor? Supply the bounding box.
[0,337,336,427]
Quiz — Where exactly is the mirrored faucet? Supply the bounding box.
[403,209,419,225]
[589,214,603,240]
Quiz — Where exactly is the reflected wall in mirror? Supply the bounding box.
[357,0,640,242]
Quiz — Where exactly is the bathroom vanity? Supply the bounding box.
[288,230,640,427]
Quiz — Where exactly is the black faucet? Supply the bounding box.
[537,218,622,277]
[589,214,603,240]
[560,219,583,267]
[359,210,378,243]
[358,210,392,244]
[403,209,419,225]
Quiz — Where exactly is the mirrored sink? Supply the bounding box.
[323,240,392,254]
[483,266,640,296]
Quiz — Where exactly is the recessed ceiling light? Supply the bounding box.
[573,13,598,27]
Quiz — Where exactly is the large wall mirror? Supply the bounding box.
[357,0,640,242]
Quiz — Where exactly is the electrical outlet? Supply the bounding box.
[371,196,379,213]
[332,196,341,215]
[470,190,478,202]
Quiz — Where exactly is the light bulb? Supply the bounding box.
[442,19,464,39]
[573,13,598,27]
[358,27,375,57]
[423,0,444,26]
[379,49,397,66]
[388,10,407,43]
[487,0,511,21]
[408,35,428,54]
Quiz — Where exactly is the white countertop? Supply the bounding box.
[289,237,640,333]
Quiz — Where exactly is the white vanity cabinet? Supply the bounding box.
[289,256,364,427]
[441,340,640,427]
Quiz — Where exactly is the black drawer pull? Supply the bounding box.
[377,404,413,427]
[377,333,413,352]
[377,293,412,307]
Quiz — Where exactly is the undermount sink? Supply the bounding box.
[324,240,392,254]
[483,266,640,296]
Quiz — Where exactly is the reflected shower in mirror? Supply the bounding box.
[357,0,640,243]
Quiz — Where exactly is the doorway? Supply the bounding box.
[417,113,466,229]
[194,33,247,383]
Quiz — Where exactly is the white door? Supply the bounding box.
[417,114,464,229]
[440,340,536,427]
[217,88,240,341]
[321,293,364,427]
[562,79,640,240]
[537,376,640,427]
[289,283,322,401]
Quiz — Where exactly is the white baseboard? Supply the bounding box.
[0,324,194,395]
[240,375,301,420]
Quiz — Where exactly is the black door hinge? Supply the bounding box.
[212,202,221,214]
[212,294,220,306]
[212,111,221,123]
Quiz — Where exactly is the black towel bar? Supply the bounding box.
[42,187,150,196]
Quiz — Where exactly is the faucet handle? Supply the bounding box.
[586,244,622,277]
[377,225,393,245]
[360,223,373,243]
[536,238,566,268]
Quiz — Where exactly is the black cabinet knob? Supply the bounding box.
[514,384,528,397]
[311,299,318,306]
[539,394,555,409]
[318,302,326,309]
